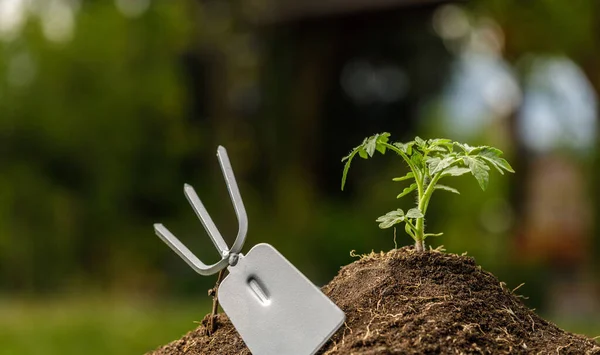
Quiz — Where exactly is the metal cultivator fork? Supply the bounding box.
[154,146,247,275]
[152,146,345,355]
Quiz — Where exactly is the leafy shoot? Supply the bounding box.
[341,133,514,251]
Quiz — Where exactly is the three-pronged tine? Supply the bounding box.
[153,146,248,276]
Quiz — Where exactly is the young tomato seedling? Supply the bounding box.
[341,133,514,252]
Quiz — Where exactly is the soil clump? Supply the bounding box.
[148,247,599,354]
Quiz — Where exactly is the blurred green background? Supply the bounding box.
[0,0,599,354]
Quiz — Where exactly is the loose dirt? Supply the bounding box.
[148,247,600,354]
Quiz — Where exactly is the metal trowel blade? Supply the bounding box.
[218,243,345,355]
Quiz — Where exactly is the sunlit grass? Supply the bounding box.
[0,296,210,355]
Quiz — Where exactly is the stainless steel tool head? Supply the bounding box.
[218,243,345,355]
[153,146,247,275]
[153,146,346,355]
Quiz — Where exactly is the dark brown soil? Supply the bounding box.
[148,247,600,354]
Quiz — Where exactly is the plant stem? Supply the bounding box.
[414,238,425,251]
[204,269,225,336]
[384,142,427,251]
[420,173,442,214]
[414,173,443,251]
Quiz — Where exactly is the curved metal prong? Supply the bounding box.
[153,145,248,276]
[154,223,228,275]
[216,146,248,255]
[184,184,229,254]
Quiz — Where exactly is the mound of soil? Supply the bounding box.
[149,247,600,354]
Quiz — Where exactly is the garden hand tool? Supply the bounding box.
[153,146,345,355]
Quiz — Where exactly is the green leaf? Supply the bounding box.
[495,157,514,172]
[428,156,455,175]
[410,150,423,166]
[361,133,391,157]
[428,145,447,153]
[454,142,466,153]
[415,136,426,147]
[428,138,452,146]
[477,147,515,174]
[467,146,482,155]
[406,208,424,219]
[341,150,358,190]
[455,142,477,154]
[358,148,368,159]
[375,133,390,154]
[441,166,470,177]
[392,141,413,155]
[426,138,452,154]
[463,156,490,190]
[392,142,405,151]
[376,209,405,229]
[392,172,414,182]
[478,146,502,156]
[426,156,440,168]
[397,183,417,199]
[434,184,460,194]
[365,138,377,157]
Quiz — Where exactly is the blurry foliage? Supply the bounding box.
[474,0,600,259]
[0,1,198,293]
[475,0,598,60]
